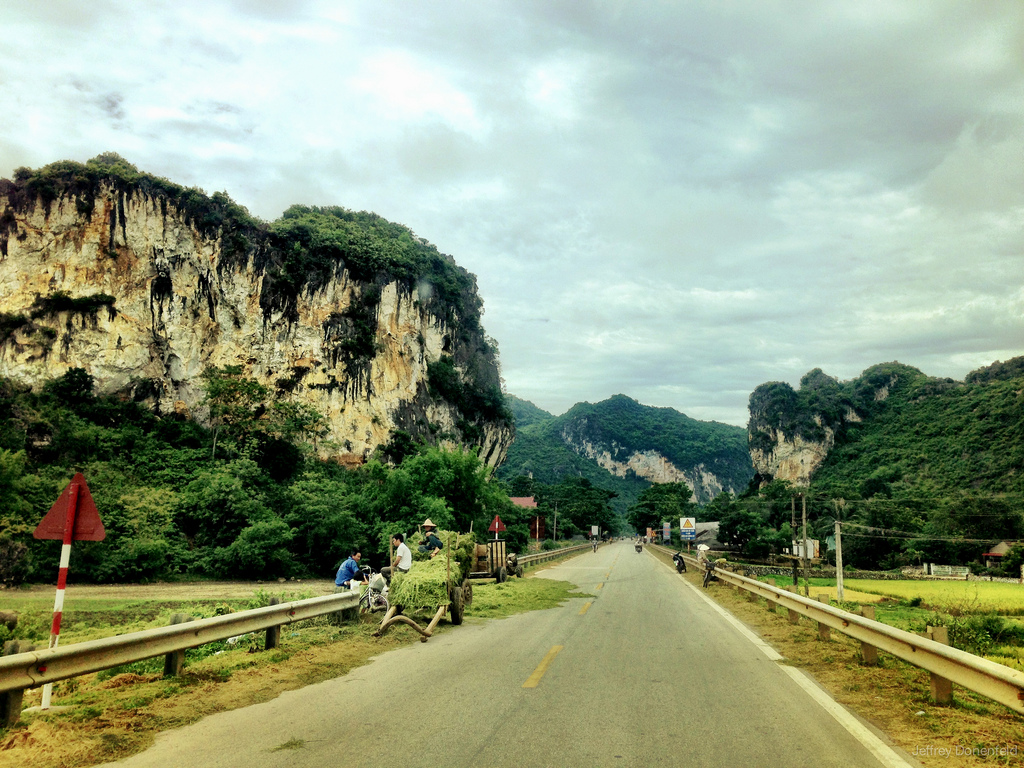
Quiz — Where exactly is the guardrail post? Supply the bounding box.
[163,613,192,677]
[265,597,281,650]
[816,595,831,640]
[1,640,25,727]
[926,626,953,704]
[859,606,879,665]
[746,589,758,603]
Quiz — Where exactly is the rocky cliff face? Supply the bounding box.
[567,434,731,503]
[0,159,512,467]
[746,365,915,487]
[547,396,753,504]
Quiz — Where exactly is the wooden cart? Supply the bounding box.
[468,539,522,583]
[375,532,473,642]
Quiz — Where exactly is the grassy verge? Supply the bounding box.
[649,548,1024,768]
[754,574,1024,672]
[0,575,585,768]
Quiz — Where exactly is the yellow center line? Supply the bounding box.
[595,582,603,590]
[522,645,564,688]
[578,601,592,615]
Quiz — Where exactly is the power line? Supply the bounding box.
[839,522,1014,544]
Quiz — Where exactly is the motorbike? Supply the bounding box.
[635,541,642,553]
[672,551,687,573]
[358,566,390,614]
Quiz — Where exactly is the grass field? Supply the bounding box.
[844,579,1024,616]
[755,574,1024,673]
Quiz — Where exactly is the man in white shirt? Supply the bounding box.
[382,533,412,584]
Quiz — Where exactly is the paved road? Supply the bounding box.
[101,541,916,768]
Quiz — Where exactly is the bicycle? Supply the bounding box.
[702,560,717,589]
[358,566,390,614]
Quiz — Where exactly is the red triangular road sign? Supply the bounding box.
[33,473,106,541]
[488,515,506,533]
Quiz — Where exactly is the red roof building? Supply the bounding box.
[510,496,538,508]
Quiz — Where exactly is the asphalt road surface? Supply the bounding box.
[100,541,917,768]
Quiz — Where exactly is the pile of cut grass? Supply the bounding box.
[388,556,455,610]
[407,530,476,582]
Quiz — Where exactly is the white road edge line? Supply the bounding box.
[668,557,915,768]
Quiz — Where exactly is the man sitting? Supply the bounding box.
[381,533,412,584]
[334,550,368,591]
[418,518,444,558]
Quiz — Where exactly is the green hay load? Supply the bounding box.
[406,530,475,582]
[389,530,476,610]
[389,555,457,610]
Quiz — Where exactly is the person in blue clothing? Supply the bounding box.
[334,550,368,591]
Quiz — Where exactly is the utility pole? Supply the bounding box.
[835,519,844,601]
[801,493,809,596]
[553,502,557,542]
[790,496,798,587]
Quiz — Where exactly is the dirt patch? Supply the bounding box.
[649,548,1024,767]
[2,580,336,603]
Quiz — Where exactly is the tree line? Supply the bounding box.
[0,368,532,586]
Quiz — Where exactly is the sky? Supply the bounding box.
[2,1,1022,427]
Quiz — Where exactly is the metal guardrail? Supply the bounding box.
[519,543,592,567]
[0,542,626,724]
[654,545,1024,714]
[0,590,360,720]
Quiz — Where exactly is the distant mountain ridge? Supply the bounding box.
[748,357,1024,497]
[498,394,754,511]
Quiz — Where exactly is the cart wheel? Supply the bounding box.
[449,586,464,625]
[515,565,524,578]
[462,579,473,607]
[496,566,507,584]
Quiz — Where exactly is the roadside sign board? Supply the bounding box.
[34,473,105,541]
[662,521,671,541]
[681,517,696,541]
[489,515,506,533]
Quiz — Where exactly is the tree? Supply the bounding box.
[627,482,695,534]
[201,366,271,459]
[717,505,767,555]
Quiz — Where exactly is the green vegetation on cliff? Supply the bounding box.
[498,394,753,519]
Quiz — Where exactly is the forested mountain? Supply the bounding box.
[497,394,754,515]
[728,358,1024,570]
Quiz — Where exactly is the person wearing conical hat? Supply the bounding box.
[419,518,444,558]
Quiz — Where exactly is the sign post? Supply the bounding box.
[681,517,696,551]
[33,473,105,709]
[488,515,506,540]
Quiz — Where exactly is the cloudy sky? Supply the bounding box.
[2,1,1022,426]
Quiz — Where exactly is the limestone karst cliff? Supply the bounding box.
[746,363,919,486]
[0,155,512,467]
[498,394,753,509]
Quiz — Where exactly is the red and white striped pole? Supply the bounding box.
[40,480,79,709]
